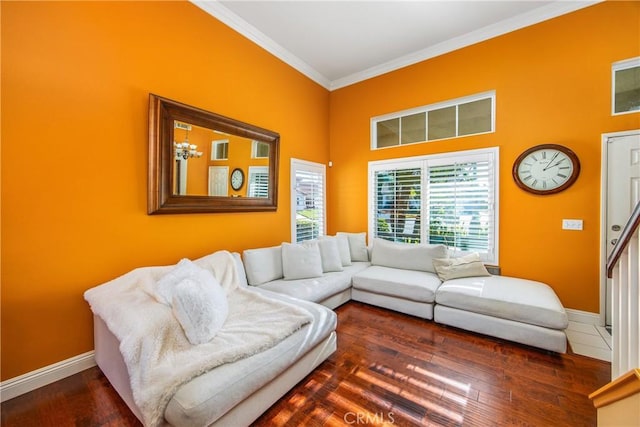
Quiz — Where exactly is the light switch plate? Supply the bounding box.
[562,219,583,230]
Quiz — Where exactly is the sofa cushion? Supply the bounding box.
[258,262,369,303]
[435,275,568,330]
[432,252,490,281]
[282,242,323,280]
[337,231,369,262]
[315,238,344,273]
[242,246,283,286]
[320,235,352,267]
[352,265,442,303]
[370,238,448,273]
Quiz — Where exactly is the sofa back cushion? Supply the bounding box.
[315,238,344,272]
[242,245,283,285]
[320,235,352,266]
[370,238,447,273]
[282,241,324,280]
[336,231,369,262]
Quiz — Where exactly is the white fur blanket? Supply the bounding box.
[84,251,312,427]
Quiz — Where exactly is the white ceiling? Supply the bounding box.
[192,1,601,90]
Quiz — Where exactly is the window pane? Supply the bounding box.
[212,140,228,160]
[374,168,421,243]
[614,66,640,113]
[253,141,270,158]
[401,112,426,144]
[428,107,456,140]
[377,118,400,148]
[428,161,491,255]
[248,169,269,198]
[458,98,492,136]
[294,165,325,242]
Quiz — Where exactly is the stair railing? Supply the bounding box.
[606,200,640,380]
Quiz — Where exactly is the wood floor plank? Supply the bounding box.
[1,301,610,426]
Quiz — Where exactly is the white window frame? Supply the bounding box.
[291,158,326,243]
[251,140,270,158]
[211,139,229,160]
[368,147,499,264]
[371,91,496,149]
[612,57,640,116]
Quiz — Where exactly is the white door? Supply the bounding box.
[605,132,640,325]
[208,166,229,196]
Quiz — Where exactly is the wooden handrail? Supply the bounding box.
[607,200,640,278]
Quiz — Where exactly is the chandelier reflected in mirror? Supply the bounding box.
[174,124,203,160]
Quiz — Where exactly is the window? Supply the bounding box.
[291,159,325,243]
[252,140,270,158]
[371,91,495,149]
[211,139,229,160]
[247,166,269,198]
[369,148,499,263]
[612,57,640,115]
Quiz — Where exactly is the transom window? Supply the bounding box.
[252,140,270,158]
[211,139,228,160]
[369,147,499,263]
[612,57,640,115]
[371,91,495,149]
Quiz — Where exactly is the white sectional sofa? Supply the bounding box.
[85,235,568,426]
[242,233,569,353]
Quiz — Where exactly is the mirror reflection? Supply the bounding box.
[148,94,279,214]
[172,121,270,198]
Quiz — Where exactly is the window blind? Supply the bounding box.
[427,158,494,259]
[248,168,269,198]
[369,148,498,263]
[373,167,422,243]
[292,160,326,243]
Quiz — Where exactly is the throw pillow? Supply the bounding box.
[336,231,369,262]
[242,245,283,285]
[172,277,229,345]
[316,238,344,272]
[282,241,323,280]
[320,235,352,266]
[432,252,491,281]
[371,238,448,273]
[153,258,210,305]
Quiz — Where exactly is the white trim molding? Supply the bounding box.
[0,351,96,402]
[566,308,601,326]
[191,0,601,91]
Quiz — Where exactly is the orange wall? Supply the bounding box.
[2,0,639,382]
[328,1,640,313]
[1,1,329,380]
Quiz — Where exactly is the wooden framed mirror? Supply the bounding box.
[148,94,279,214]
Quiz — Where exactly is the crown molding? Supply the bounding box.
[192,0,603,92]
[330,1,602,90]
[191,0,332,89]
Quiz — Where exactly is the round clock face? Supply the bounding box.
[513,144,580,195]
[230,168,244,191]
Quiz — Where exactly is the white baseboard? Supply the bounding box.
[0,351,96,402]
[566,308,601,325]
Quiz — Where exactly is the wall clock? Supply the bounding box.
[512,144,580,195]
[230,168,244,191]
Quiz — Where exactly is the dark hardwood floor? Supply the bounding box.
[1,302,610,426]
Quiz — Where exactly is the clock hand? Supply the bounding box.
[543,152,559,171]
[547,158,566,169]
